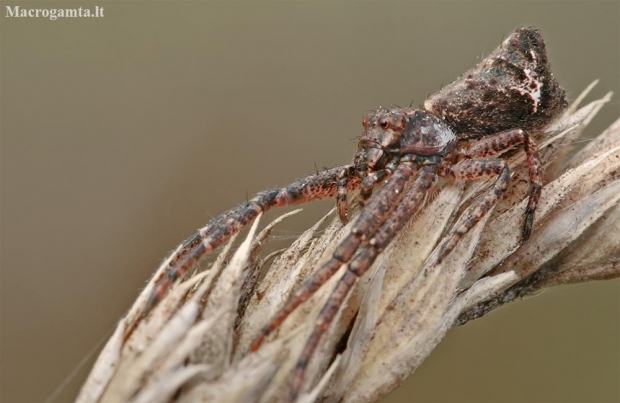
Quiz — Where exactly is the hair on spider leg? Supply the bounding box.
[348,135,362,142]
[499,31,507,47]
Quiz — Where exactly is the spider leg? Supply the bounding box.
[463,128,542,240]
[249,161,417,353]
[146,165,359,314]
[336,166,354,223]
[288,165,437,399]
[438,158,510,260]
[359,159,400,201]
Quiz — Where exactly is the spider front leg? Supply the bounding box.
[463,128,543,240]
[437,158,509,259]
[249,161,417,354]
[288,164,438,399]
[359,158,400,202]
[336,166,355,223]
[145,165,359,315]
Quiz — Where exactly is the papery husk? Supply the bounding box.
[77,84,618,403]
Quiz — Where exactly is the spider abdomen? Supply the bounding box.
[424,27,567,138]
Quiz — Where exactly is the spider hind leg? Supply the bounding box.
[462,128,543,241]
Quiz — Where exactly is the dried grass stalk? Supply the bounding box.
[77,84,619,403]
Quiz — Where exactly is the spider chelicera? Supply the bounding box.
[138,26,567,399]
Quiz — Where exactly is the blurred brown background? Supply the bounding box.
[1,2,618,402]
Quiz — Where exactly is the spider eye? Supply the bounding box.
[379,119,389,129]
[362,118,370,128]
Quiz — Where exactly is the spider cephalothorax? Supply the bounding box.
[136,26,567,400]
[356,108,456,165]
[350,108,456,204]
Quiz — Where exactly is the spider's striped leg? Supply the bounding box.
[249,161,417,353]
[146,165,359,314]
[464,128,542,240]
[437,158,510,260]
[288,164,437,400]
